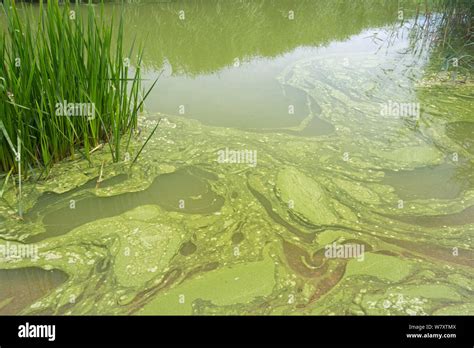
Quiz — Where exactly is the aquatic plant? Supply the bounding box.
[0,0,149,174]
[433,0,473,77]
[405,0,473,76]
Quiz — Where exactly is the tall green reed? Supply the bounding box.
[0,0,146,175]
[404,0,473,73]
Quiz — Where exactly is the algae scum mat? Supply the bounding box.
[1,1,474,315]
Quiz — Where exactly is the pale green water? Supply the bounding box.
[0,0,473,315]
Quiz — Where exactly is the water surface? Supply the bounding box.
[1,0,473,316]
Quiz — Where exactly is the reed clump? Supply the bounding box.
[0,0,145,174]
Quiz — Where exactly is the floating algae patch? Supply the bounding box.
[331,177,382,206]
[344,252,412,282]
[26,167,224,242]
[401,284,462,301]
[113,208,183,288]
[376,146,444,169]
[246,178,314,242]
[0,267,68,314]
[138,254,276,315]
[434,303,474,315]
[358,281,467,315]
[276,167,337,225]
[4,203,194,314]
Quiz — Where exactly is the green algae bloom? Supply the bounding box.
[0,0,473,316]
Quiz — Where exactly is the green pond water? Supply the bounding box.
[0,0,473,315]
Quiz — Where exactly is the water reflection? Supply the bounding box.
[102,0,402,129]
[115,0,399,74]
